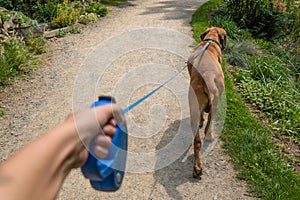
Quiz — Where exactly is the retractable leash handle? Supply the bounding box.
[81,96,128,191]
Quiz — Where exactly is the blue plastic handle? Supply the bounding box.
[81,96,128,191]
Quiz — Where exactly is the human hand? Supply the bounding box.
[66,104,124,165]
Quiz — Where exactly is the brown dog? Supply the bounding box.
[187,27,226,178]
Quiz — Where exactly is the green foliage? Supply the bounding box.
[100,0,126,6]
[222,70,300,199]
[225,32,299,140]
[78,13,98,25]
[0,0,112,28]
[11,11,38,27]
[210,14,252,40]
[210,7,300,140]
[57,29,67,37]
[0,11,10,22]
[190,0,222,42]
[237,77,299,140]
[0,38,32,85]
[223,0,294,39]
[31,1,58,23]
[50,1,80,29]
[71,27,81,34]
[24,36,47,54]
[0,0,13,9]
[0,109,4,116]
[87,1,109,16]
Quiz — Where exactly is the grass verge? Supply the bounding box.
[192,0,300,199]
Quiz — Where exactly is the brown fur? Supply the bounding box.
[187,27,227,178]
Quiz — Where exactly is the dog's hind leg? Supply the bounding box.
[204,76,220,141]
[189,86,203,178]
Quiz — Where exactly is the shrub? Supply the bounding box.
[210,15,252,40]
[0,38,32,85]
[225,39,262,69]
[24,36,47,54]
[31,1,58,23]
[11,11,38,27]
[87,1,109,16]
[0,11,10,22]
[51,1,80,29]
[57,29,67,37]
[78,13,98,25]
[223,0,290,39]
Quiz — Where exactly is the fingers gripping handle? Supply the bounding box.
[81,96,128,191]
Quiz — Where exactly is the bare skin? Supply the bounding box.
[0,104,123,200]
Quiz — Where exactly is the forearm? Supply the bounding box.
[0,121,86,200]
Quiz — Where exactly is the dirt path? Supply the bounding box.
[0,0,258,199]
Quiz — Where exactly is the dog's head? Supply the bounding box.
[200,27,227,50]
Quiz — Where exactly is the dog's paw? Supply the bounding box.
[193,166,203,179]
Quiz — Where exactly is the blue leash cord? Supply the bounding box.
[122,40,212,114]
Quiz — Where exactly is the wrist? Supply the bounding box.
[48,120,89,171]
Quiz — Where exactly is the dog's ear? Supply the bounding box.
[218,31,227,50]
[200,29,209,41]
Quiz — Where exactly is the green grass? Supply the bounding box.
[100,0,127,6]
[190,0,222,42]
[223,72,300,199]
[192,0,300,199]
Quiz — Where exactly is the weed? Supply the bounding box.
[0,38,32,85]
[57,29,67,37]
[25,36,47,54]
[71,27,81,34]
[0,109,4,116]
[87,1,109,16]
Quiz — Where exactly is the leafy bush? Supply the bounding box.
[57,29,67,37]
[78,13,98,25]
[223,0,290,39]
[11,11,38,27]
[0,11,10,22]
[51,1,80,29]
[210,15,252,40]
[25,36,47,54]
[87,1,109,16]
[0,38,32,85]
[31,1,58,23]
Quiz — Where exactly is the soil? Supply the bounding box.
[0,0,259,199]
